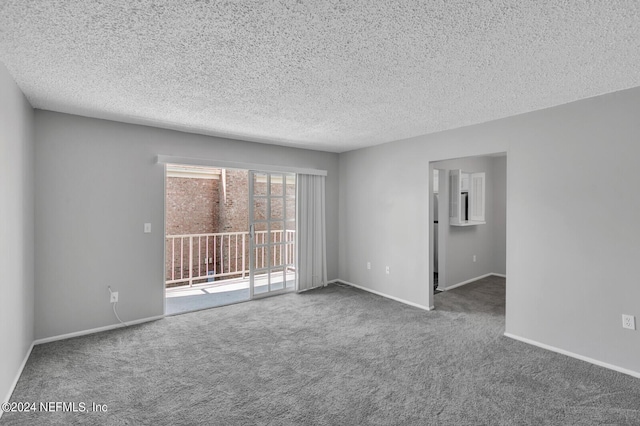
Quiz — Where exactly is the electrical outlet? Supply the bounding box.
[144,223,151,233]
[622,314,636,330]
[385,266,390,274]
[110,291,119,303]
[367,262,371,270]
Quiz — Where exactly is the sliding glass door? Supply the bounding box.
[249,171,296,298]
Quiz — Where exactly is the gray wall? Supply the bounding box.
[433,155,506,288]
[34,111,339,339]
[0,64,34,403]
[491,156,507,275]
[505,89,640,372]
[339,87,640,373]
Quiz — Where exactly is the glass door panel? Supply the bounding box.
[270,174,283,196]
[249,171,296,298]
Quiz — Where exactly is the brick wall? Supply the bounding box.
[165,177,219,235]
[219,169,249,232]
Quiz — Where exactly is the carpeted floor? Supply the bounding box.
[3,276,640,425]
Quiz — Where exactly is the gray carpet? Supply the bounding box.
[4,276,640,425]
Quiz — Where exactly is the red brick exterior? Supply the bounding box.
[165,177,219,235]
[219,169,249,233]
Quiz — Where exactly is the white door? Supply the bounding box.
[249,171,297,298]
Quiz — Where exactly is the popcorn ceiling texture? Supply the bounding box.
[1,1,640,152]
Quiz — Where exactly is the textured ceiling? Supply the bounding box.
[1,1,640,153]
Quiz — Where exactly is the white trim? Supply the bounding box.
[33,315,165,345]
[166,168,221,180]
[335,279,433,311]
[1,342,34,414]
[504,332,640,379]
[156,155,327,176]
[439,272,505,291]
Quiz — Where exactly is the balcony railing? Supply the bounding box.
[166,230,296,287]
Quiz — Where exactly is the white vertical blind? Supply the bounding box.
[296,174,327,291]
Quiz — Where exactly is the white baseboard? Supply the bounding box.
[2,341,34,417]
[439,272,505,291]
[504,332,640,379]
[33,315,165,345]
[335,279,433,311]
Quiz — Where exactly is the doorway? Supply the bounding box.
[164,165,297,315]
[430,153,507,305]
[432,168,444,294]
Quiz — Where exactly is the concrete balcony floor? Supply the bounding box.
[165,272,295,315]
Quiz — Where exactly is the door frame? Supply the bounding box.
[429,153,507,308]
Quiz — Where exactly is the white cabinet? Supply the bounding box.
[450,169,485,226]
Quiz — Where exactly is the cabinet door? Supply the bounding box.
[460,172,470,191]
[469,172,485,222]
[449,170,461,223]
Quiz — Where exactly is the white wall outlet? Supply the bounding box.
[110,291,119,303]
[144,223,151,233]
[367,262,371,270]
[473,255,476,262]
[622,314,636,330]
[385,266,390,274]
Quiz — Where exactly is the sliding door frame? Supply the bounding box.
[249,170,297,299]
